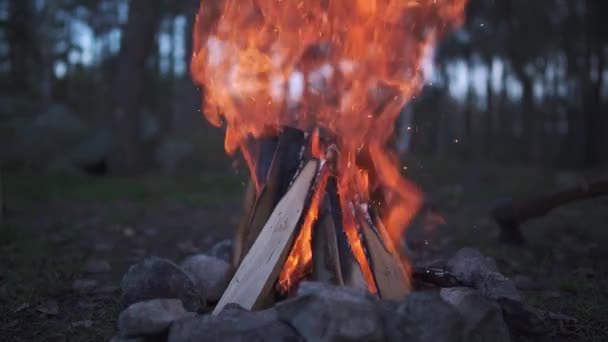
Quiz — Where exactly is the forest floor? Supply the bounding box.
[1,160,607,341]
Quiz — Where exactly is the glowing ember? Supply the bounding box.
[192,0,467,293]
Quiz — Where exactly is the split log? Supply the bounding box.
[491,179,608,244]
[213,160,318,314]
[237,130,305,266]
[360,216,411,300]
[312,210,344,286]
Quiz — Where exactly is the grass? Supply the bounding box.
[1,170,244,341]
[4,171,245,206]
[0,219,119,341]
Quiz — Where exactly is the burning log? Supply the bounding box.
[491,179,608,244]
[215,129,420,313]
[214,159,319,314]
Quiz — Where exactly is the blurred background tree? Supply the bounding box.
[0,0,607,174]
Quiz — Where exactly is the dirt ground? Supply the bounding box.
[1,160,607,341]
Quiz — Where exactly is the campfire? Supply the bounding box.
[190,0,468,314]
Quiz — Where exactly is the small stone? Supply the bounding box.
[180,254,231,303]
[83,259,112,273]
[118,299,193,337]
[383,291,465,342]
[276,282,383,341]
[120,256,203,311]
[208,240,233,263]
[168,306,301,342]
[73,279,99,293]
[440,287,511,342]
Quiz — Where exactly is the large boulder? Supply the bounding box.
[121,257,203,312]
[16,104,87,167]
[275,282,384,342]
[382,291,465,342]
[179,254,231,303]
[168,304,301,342]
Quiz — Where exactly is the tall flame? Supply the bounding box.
[192,0,467,292]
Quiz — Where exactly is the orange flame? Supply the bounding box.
[278,162,330,293]
[192,0,467,293]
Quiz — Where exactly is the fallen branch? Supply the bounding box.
[491,179,608,244]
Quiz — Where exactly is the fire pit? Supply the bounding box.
[191,0,468,312]
[111,0,551,341]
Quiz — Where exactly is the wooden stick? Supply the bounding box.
[213,160,318,314]
[232,179,256,269]
[491,179,608,244]
[239,130,305,264]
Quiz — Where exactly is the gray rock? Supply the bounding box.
[447,248,498,282]
[168,305,301,342]
[440,287,511,342]
[276,282,383,342]
[17,104,87,167]
[180,254,231,303]
[383,291,465,342]
[66,127,113,166]
[447,248,521,302]
[208,239,233,263]
[121,257,203,311]
[118,299,193,337]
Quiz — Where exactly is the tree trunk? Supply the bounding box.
[111,0,162,174]
[582,0,608,167]
[484,62,494,160]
